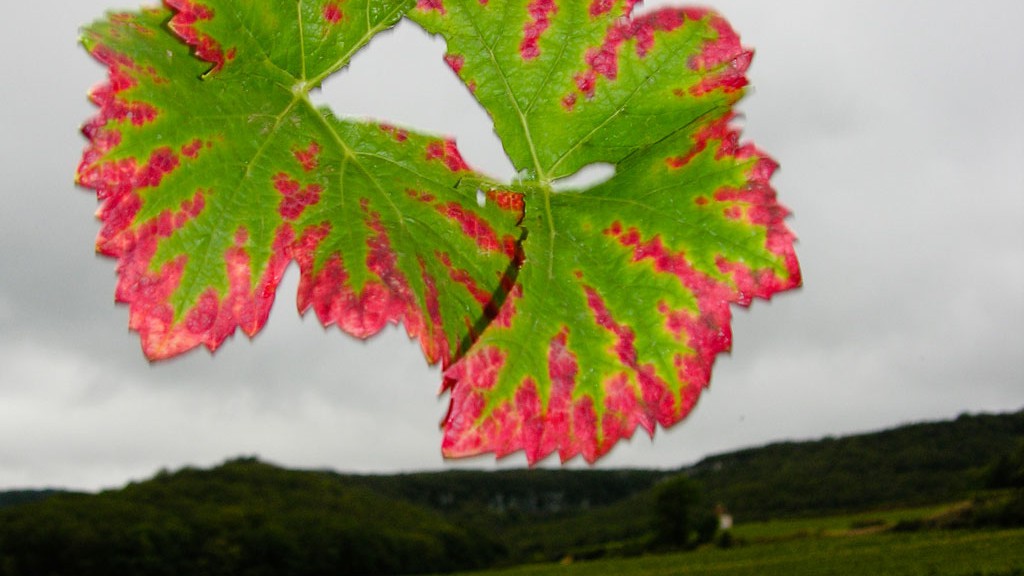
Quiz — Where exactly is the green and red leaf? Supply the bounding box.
[77,2,522,364]
[409,0,801,462]
[78,0,800,464]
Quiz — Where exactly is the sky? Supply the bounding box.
[1,1,1022,491]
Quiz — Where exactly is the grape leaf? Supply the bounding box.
[77,1,523,365]
[77,0,801,464]
[409,0,802,462]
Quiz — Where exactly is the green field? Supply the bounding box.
[726,502,961,541]
[443,529,1024,576]
[439,506,1024,576]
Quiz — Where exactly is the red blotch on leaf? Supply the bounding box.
[584,287,636,367]
[722,205,743,220]
[665,113,741,169]
[293,141,321,172]
[589,0,613,17]
[584,286,673,434]
[110,12,155,36]
[136,147,179,189]
[485,190,526,214]
[416,0,446,14]
[379,123,409,142]
[512,380,545,460]
[166,0,226,72]
[574,71,596,98]
[405,188,436,204]
[571,397,601,462]
[323,2,344,24]
[444,53,465,75]
[362,208,409,330]
[567,8,706,101]
[442,346,508,455]
[543,328,586,461]
[585,26,627,81]
[82,44,162,128]
[186,290,220,334]
[439,253,492,306]
[520,0,557,60]
[126,102,158,126]
[294,203,451,364]
[418,258,451,366]
[601,374,640,442]
[273,173,322,221]
[683,9,751,95]
[561,92,577,111]
[426,139,470,172]
[173,189,206,229]
[89,43,135,72]
[491,284,522,329]
[438,202,503,253]
[181,139,204,158]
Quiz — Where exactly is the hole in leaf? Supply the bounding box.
[551,162,616,191]
[312,21,516,183]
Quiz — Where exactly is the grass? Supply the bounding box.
[728,502,962,541]
[440,529,1024,576]
[435,504,1024,576]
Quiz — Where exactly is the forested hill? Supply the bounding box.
[340,408,1024,520]
[3,409,1022,518]
[689,409,1024,519]
[0,459,503,575]
[0,409,1021,574]
[0,489,73,509]
[2,409,1022,518]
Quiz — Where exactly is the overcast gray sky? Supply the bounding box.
[1,1,1022,491]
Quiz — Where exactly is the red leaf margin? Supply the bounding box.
[77,34,293,358]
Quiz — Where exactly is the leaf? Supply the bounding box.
[78,0,801,464]
[77,2,523,365]
[409,0,801,462]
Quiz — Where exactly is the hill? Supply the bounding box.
[1,408,1021,573]
[690,409,1024,520]
[0,489,74,510]
[0,458,498,575]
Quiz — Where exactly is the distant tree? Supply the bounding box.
[986,440,1024,490]
[651,476,703,549]
[694,510,720,545]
